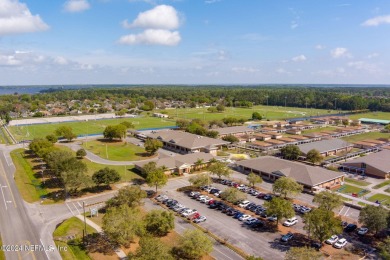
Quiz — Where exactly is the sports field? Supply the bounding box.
[348,111,390,121]
[9,117,175,141]
[163,105,332,121]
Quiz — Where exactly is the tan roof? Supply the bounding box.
[288,135,308,140]
[252,141,273,147]
[253,133,272,138]
[353,141,377,147]
[342,150,390,173]
[364,139,386,144]
[134,152,215,170]
[266,139,285,144]
[214,126,254,135]
[279,137,297,142]
[237,156,344,187]
[146,130,229,150]
[382,146,390,150]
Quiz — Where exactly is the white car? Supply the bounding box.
[189,191,200,197]
[182,209,197,217]
[239,214,251,221]
[333,238,347,249]
[193,216,207,223]
[283,217,298,227]
[204,197,214,203]
[156,194,168,201]
[199,196,210,203]
[197,195,207,201]
[239,200,251,208]
[326,235,339,245]
[357,227,369,235]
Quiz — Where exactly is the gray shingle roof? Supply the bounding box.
[134,152,215,170]
[298,139,352,155]
[214,126,254,135]
[146,130,229,150]
[237,156,344,187]
[342,150,390,173]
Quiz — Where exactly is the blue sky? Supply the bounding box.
[1,0,390,85]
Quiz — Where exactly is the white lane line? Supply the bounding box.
[72,202,81,214]
[0,184,7,210]
[338,206,345,216]
[213,246,235,260]
[39,239,51,260]
[77,202,82,208]
[65,203,75,216]
[344,206,351,216]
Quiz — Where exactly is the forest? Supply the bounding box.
[0,86,390,118]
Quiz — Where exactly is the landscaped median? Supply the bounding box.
[367,193,390,207]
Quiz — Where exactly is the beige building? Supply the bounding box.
[214,126,255,138]
[134,153,215,175]
[145,130,229,155]
[237,156,344,192]
[298,139,353,157]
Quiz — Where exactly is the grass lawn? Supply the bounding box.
[372,180,390,189]
[385,188,390,193]
[367,193,390,207]
[344,177,371,187]
[0,236,5,260]
[341,132,390,143]
[337,184,370,197]
[82,139,153,161]
[11,149,50,203]
[348,111,390,121]
[53,217,96,260]
[58,145,141,182]
[11,146,142,203]
[163,105,333,121]
[0,127,10,144]
[8,116,176,141]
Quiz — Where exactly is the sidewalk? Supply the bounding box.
[75,215,128,259]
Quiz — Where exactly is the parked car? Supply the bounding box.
[345,224,358,232]
[188,212,200,220]
[326,235,339,245]
[250,221,264,229]
[256,193,266,199]
[333,238,347,249]
[189,191,200,197]
[209,202,219,209]
[182,209,197,217]
[341,221,348,228]
[193,216,207,223]
[299,206,311,214]
[357,227,369,235]
[283,217,298,227]
[197,195,207,201]
[156,194,168,202]
[263,194,273,201]
[281,232,294,242]
[209,188,219,194]
[172,204,185,212]
[239,200,251,208]
[267,215,277,222]
[239,214,251,221]
[311,242,322,250]
[199,196,211,203]
[233,212,244,219]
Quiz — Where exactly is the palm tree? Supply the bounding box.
[194,159,204,171]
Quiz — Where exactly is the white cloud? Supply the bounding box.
[54,56,69,65]
[0,0,49,35]
[367,53,379,59]
[330,47,352,58]
[118,29,181,46]
[315,44,326,50]
[348,61,379,73]
[231,67,259,73]
[362,15,390,26]
[63,0,91,13]
[205,0,221,4]
[123,5,179,30]
[291,55,306,62]
[276,68,292,75]
[290,21,298,29]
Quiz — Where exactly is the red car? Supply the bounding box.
[188,212,200,220]
[207,200,215,205]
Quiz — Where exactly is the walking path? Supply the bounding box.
[75,215,128,259]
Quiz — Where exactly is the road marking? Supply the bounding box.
[0,183,8,210]
[65,203,75,216]
[39,239,50,260]
[72,202,81,214]
[0,155,17,208]
[20,240,36,260]
[338,206,345,216]
[344,206,351,216]
[213,245,235,260]
[77,201,82,208]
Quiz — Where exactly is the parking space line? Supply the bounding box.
[338,206,345,216]
[65,203,75,216]
[343,206,351,216]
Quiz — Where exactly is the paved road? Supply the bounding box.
[0,150,58,260]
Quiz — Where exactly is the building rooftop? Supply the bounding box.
[135,152,215,170]
[237,156,344,187]
[214,126,254,136]
[298,138,352,155]
[146,130,229,150]
[342,150,390,173]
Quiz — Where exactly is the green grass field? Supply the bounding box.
[344,178,371,187]
[82,140,153,161]
[53,217,95,260]
[8,116,176,141]
[337,184,370,197]
[367,193,390,207]
[341,132,390,142]
[348,112,390,121]
[372,180,390,189]
[0,236,5,260]
[163,105,332,121]
[301,126,337,134]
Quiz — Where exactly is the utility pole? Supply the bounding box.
[83,201,87,244]
[334,98,338,111]
[106,144,108,159]
[285,96,287,108]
